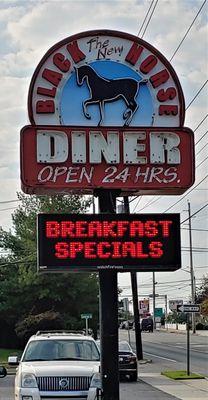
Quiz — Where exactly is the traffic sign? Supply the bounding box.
[81,313,92,319]
[177,304,200,313]
[155,308,163,317]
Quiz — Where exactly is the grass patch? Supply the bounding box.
[161,370,205,380]
[0,348,21,363]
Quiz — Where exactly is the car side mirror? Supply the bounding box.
[0,366,7,378]
[8,356,19,366]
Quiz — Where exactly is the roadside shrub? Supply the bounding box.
[15,310,63,346]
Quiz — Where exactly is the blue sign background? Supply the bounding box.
[60,60,153,126]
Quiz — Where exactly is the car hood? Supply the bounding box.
[19,361,100,376]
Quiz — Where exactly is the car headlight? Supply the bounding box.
[90,372,102,389]
[21,373,38,388]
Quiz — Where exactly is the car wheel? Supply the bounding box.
[130,371,137,382]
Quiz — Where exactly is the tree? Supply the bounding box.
[0,193,99,346]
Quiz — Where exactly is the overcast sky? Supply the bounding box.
[0,0,207,308]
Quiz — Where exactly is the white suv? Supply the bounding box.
[9,331,100,400]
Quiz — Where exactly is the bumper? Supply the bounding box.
[15,387,88,399]
[119,364,137,374]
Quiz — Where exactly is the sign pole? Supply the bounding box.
[86,317,88,336]
[97,189,120,400]
[186,313,190,375]
[153,272,156,330]
[123,197,143,360]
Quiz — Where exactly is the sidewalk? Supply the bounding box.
[139,372,208,400]
[120,378,179,399]
[160,328,208,337]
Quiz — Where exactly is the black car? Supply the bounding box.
[119,341,137,381]
[141,317,153,332]
[96,340,137,381]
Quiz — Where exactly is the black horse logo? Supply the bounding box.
[76,65,148,126]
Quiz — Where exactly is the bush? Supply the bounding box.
[15,310,63,346]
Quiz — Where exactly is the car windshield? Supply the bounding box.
[22,339,100,362]
[119,342,132,352]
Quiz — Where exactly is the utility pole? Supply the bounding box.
[188,200,196,334]
[123,197,143,360]
[165,295,168,319]
[98,190,119,400]
[152,272,156,330]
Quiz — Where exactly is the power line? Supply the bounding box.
[132,197,142,213]
[169,0,207,61]
[182,250,208,253]
[181,228,208,232]
[0,199,20,204]
[131,133,208,215]
[181,203,208,224]
[193,114,208,132]
[163,174,208,212]
[141,0,159,38]
[138,0,154,36]
[196,155,208,169]
[195,130,208,146]
[0,206,17,212]
[186,80,208,110]
[134,196,161,213]
[182,246,208,250]
[196,143,208,157]
[0,253,36,267]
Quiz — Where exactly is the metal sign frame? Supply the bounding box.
[37,213,181,273]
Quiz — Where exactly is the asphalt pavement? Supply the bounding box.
[0,375,179,400]
[120,379,179,399]
[120,329,208,400]
[1,330,207,400]
[120,329,208,376]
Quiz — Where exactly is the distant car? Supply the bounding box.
[120,320,134,329]
[141,317,153,332]
[119,341,138,381]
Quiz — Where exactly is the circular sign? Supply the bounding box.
[28,30,185,127]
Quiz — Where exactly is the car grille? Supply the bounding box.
[37,376,91,391]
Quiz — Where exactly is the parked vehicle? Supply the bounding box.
[119,341,138,381]
[0,366,7,378]
[96,339,137,381]
[8,330,100,400]
[141,317,153,332]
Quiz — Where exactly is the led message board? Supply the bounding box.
[37,213,181,272]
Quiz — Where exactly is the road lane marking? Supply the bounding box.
[165,343,208,354]
[144,352,177,362]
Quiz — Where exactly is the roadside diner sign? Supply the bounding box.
[20,30,194,195]
[37,213,181,272]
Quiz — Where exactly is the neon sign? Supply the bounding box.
[37,213,181,272]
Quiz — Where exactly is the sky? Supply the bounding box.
[0,0,207,310]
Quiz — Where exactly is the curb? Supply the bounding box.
[138,358,152,364]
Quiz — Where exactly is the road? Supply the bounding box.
[1,331,207,399]
[0,375,14,400]
[120,329,208,376]
[0,375,178,400]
